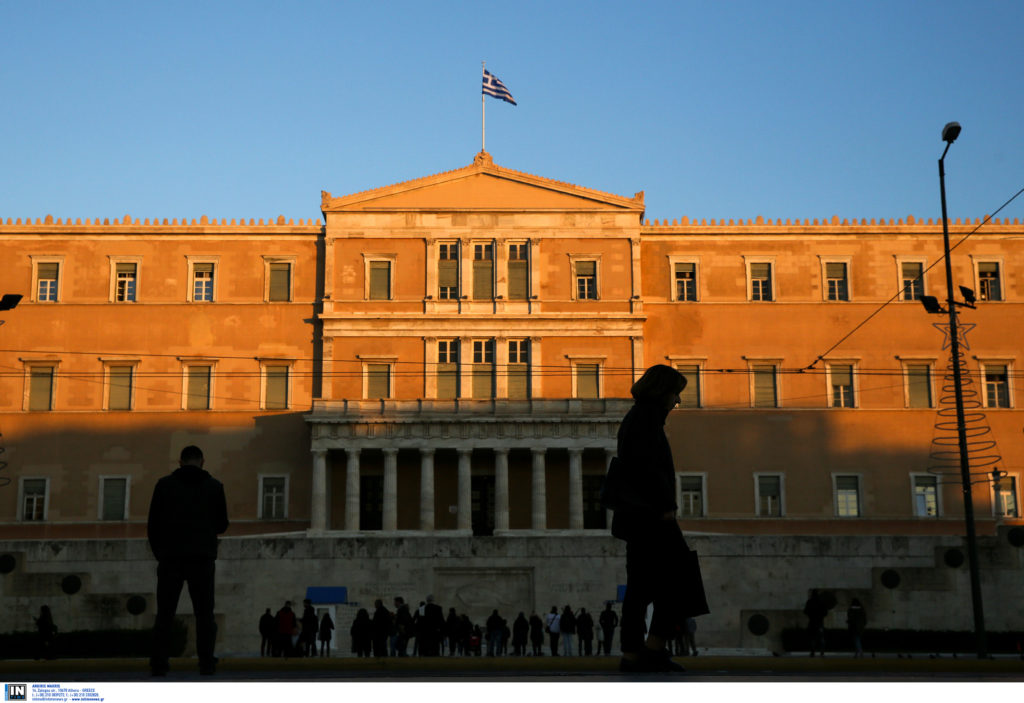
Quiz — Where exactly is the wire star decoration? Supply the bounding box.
[932,317,975,350]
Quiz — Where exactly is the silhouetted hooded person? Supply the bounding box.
[147,445,229,676]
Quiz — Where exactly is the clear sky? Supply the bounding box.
[2,0,1022,225]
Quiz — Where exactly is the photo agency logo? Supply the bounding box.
[4,684,26,701]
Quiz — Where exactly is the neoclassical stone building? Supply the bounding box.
[1,152,1023,653]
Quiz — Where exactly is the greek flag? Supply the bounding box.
[482,69,516,105]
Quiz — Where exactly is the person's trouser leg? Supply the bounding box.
[151,560,185,672]
[184,559,217,669]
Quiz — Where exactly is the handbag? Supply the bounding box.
[679,548,710,618]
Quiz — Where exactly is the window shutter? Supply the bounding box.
[438,260,458,287]
[750,263,770,278]
[753,366,776,407]
[576,260,596,277]
[576,364,599,398]
[367,364,390,398]
[831,364,853,387]
[102,478,127,520]
[508,364,528,399]
[473,364,494,398]
[473,261,494,299]
[116,262,136,275]
[826,262,846,278]
[907,365,931,408]
[508,260,528,299]
[29,368,53,411]
[437,363,458,398]
[269,263,290,301]
[108,366,133,410]
[677,365,699,408]
[369,261,391,300]
[37,263,59,279]
[265,366,288,409]
[194,262,214,274]
[187,366,211,410]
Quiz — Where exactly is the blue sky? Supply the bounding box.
[1,0,1022,225]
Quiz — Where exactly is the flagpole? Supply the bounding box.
[481,61,486,152]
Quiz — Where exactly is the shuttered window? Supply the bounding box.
[186,366,211,410]
[752,365,777,408]
[473,244,494,300]
[674,263,696,301]
[758,475,782,517]
[826,262,848,301]
[575,260,597,300]
[907,364,932,408]
[985,364,1010,408]
[508,339,529,399]
[115,263,137,302]
[678,476,704,517]
[107,365,133,411]
[101,478,127,520]
[438,243,459,299]
[575,364,599,399]
[262,477,287,519]
[677,365,700,408]
[835,475,861,517]
[750,263,773,301]
[192,262,214,302]
[37,262,59,301]
[22,479,47,521]
[265,365,289,409]
[29,367,54,411]
[901,262,924,300]
[508,244,528,300]
[369,261,391,300]
[830,364,854,408]
[366,364,391,398]
[978,262,1002,301]
[472,340,494,398]
[269,263,291,302]
[913,475,938,517]
[437,340,458,399]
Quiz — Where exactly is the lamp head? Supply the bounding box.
[942,122,961,144]
[0,294,22,311]
[920,295,944,314]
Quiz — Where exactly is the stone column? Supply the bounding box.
[345,449,361,531]
[419,448,435,531]
[531,448,546,530]
[494,448,510,531]
[457,448,473,531]
[569,447,584,530]
[383,448,398,531]
[605,449,615,529]
[310,449,328,532]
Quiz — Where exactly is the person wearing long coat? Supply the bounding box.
[350,608,372,657]
[512,612,530,656]
[528,613,545,655]
[607,364,690,673]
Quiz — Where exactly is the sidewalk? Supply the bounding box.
[7,653,1024,679]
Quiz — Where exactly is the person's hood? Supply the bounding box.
[635,397,672,426]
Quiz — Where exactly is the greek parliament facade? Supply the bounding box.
[2,152,1024,653]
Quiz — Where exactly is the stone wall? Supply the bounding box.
[2,530,1021,656]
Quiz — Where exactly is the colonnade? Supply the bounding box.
[309,445,615,533]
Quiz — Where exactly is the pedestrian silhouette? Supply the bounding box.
[846,598,867,658]
[598,603,619,655]
[351,608,372,657]
[275,600,296,657]
[318,611,335,657]
[147,445,229,676]
[258,607,274,656]
[804,590,828,657]
[605,364,691,673]
[34,605,57,660]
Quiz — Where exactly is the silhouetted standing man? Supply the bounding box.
[148,445,229,676]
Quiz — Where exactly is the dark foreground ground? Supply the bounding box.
[6,653,1024,682]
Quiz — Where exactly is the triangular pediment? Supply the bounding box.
[322,152,644,213]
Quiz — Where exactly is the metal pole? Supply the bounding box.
[939,144,987,658]
[481,61,486,153]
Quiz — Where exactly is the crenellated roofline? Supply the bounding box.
[0,213,322,234]
[642,213,1023,234]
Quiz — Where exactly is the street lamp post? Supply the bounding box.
[938,121,987,658]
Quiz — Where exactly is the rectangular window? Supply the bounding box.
[265,365,289,409]
[107,365,134,411]
[186,365,212,410]
[37,262,59,302]
[21,478,47,521]
[437,340,459,399]
[678,476,704,517]
[29,366,55,411]
[115,263,137,302]
[101,477,128,521]
[438,243,459,300]
[826,262,849,301]
[575,363,600,399]
[676,364,701,408]
[368,261,391,300]
[913,475,939,517]
[193,263,215,302]
[575,260,598,300]
[984,364,1010,408]
[508,243,529,300]
[582,474,607,529]
[674,262,697,301]
[978,262,1002,302]
[268,262,291,302]
[366,363,391,399]
[906,364,933,408]
[472,340,494,398]
[261,476,287,519]
[997,476,1019,518]
[829,364,855,408]
[752,365,777,408]
[508,339,529,399]
[749,262,773,301]
[901,262,924,301]
[473,244,494,300]
[757,475,782,517]
[835,475,861,517]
